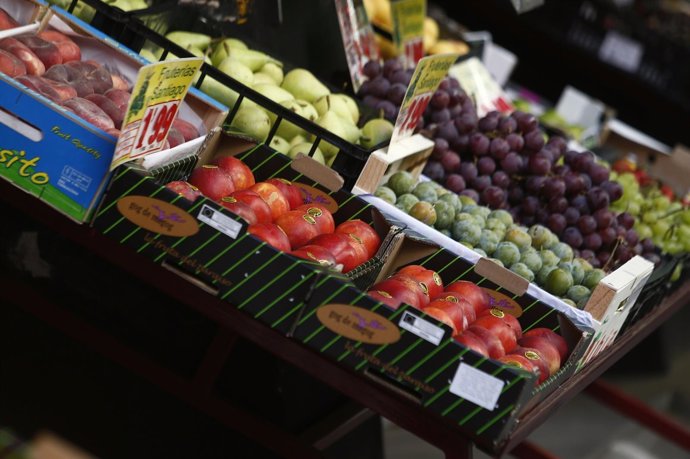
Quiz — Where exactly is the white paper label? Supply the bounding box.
[399,311,445,345]
[450,362,505,411]
[197,204,242,239]
[598,31,643,73]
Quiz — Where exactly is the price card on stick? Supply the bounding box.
[111,57,204,171]
[389,53,458,154]
[391,0,426,68]
[335,0,379,92]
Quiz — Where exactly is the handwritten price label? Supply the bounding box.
[391,0,426,68]
[335,0,379,92]
[111,57,203,171]
[389,53,459,150]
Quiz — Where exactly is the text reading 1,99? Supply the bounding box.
[133,101,178,157]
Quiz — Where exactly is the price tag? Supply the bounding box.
[448,57,514,117]
[111,57,204,171]
[389,53,458,151]
[450,362,505,411]
[335,0,379,92]
[598,31,643,73]
[391,0,426,68]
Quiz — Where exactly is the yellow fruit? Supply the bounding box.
[375,34,398,59]
[423,17,439,52]
[428,40,470,55]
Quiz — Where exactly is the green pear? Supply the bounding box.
[165,31,212,51]
[313,94,352,123]
[223,48,282,72]
[340,119,362,144]
[289,142,326,165]
[269,99,318,141]
[290,134,308,146]
[260,62,284,85]
[217,58,254,87]
[252,72,277,86]
[252,84,294,104]
[230,105,271,142]
[199,77,256,111]
[269,136,291,155]
[312,111,357,158]
[210,38,249,66]
[281,68,330,103]
[139,48,158,63]
[327,154,337,167]
[333,94,359,124]
[359,118,394,149]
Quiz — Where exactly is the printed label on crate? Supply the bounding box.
[197,204,243,239]
[482,288,523,318]
[116,196,199,236]
[448,57,514,117]
[335,0,379,92]
[391,0,426,67]
[316,304,401,344]
[293,183,339,213]
[399,311,445,345]
[450,362,505,411]
[111,58,204,171]
[390,53,459,152]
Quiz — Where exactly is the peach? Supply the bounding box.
[15,35,62,69]
[42,78,77,102]
[37,30,81,63]
[111,74,129,91]
[188,165,235,201]
[67,61,112,94]
[0,8,19,30]
[62,97,115,131]
[173,119,200,142]
[104,88,131,110]
[166,126,185,148]
[518,335,561,376]
[0,49,26,77]
[0,38,45,75]
[16,75,66,103]
[85,94,122,129]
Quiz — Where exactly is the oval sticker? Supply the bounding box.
[316,304,401,345]
[481,288,523,318]
[117,196,199,237]
[294,183,339,214]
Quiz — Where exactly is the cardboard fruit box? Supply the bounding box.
[0,0,48,34]
[0,7,227,223]
[92,133,404,329]
[284,246,590,451]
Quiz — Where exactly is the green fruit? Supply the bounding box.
[573,257,593,273]
[433,201,456,230]
[395,193,419,213]
[165,31,212,50]
[474,248,488,257]
[259,62,284,85]
[438,193,463,213]
[455,212,474,223]
[451,220,481,246]
[467,205,491,220]
[412,182,438,202]
[520,249,543,273]
[545,268,574,296]
[290,134,308,146]
[566,285,591,309]
[252,83,294,104]
[562,298,577,308]
[488,209,513,227]
[360,118,394,149]
[485,218,507,235]
[582,269,606,290]
[494,242,521,267]
[505,227,532,251]
[210,38,248,65]
[540,249,560,267]
[479,230,500,254]
[314,94,353,122]
[559,261,585,285]
[288,142,326,164]
[312,111,356,158]
[387,171,416,195]
[458,195,477,207]
[270,99,317,140]
[139,48,158,62]
[409,201,437,226]
[230,105,271,142]
[536,265,558,286]
[252,72,278,86]
[488,258,504,268]
[269,136,290,155]
[225,47,281,72]
[281,68,330,103]
[551,242,574,262]
[335,94,360,124]
[528,225,554,249]
[374,186,397,204]
[510,263,535,282]
[218,58,254,87]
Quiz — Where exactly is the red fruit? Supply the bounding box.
[111,74,129,91]
[512,346,550,384]
[295,203,335,234]
[660,184,675,200]
[104,88,131,110]
[275,210,322,250]
[62,97,115,131]
[370,277,424,309]
[219,196,258,225]
[612,158,636,174]
[213,156,255,191]
[307,233,360,272]
[445,281,490,316]
[250,182,290,221]
[518,335,561,376]
[0,8,20,30]
[266,178,303,209]
[498,354,540,378]
[290,244,337,267]
[0,37,44,75]
[15,35,62,69]
[335,220,382,259]
[424,307,458,335]
[471,315,517,354]
[395,265,444,299]
[230,190,272,225]
[247,223,291,252]
[367,289,401,309]
[188,165,235,201]
[434,292,477,324]
[85,94,122,129]
[37,30,81,63]
[424,298,467,335]
[173,119,200,142]
[477,308,522,340]
[0,48,26,77]
[467,325,505,359]
[165,180,202,202]
[454,331,489,357]
[395,275,432,307]
[523,328,569,361]
[166,127,185,148]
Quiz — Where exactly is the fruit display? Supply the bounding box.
[376,171,608,308]
[47,0,149,23]
[167,156,382,273]
[366,264,570,384]
[139,32,394,165]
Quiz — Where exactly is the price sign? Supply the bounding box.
[391,0,426,68]
[335,0,379,92]
[448,57,514,117]
[389,53,459,150]
[111,57,203,171]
